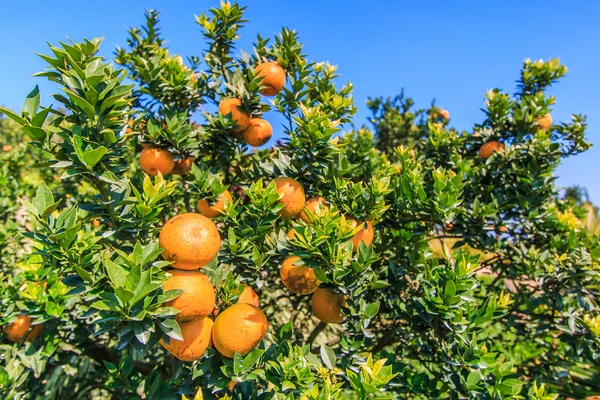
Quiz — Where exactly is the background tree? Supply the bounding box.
[0,2,599,399]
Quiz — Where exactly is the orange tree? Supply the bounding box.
[1,2,599,399]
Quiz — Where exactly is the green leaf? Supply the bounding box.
[115,287,135,304]
[591,246,600,261]
[497,378,523,396]
[364,301,380,319]
[372,280,390,289]
[22,125,46,142]
[31,107,52,127]
[136,204,153,217]
[103,361,117,374]
[445,280,456,297]
[106,258,127,287]
[75,264,92,283]
[91,300,119,312]
[158,289,183,304]
[18,197,39,217]
[120,354,134,377]
[159,319,183,341]
[320,344,336,370]
[134,322,152,345]
[22,85,41,116]
[346,369,361,391]
[63,88,96,119]
[277,320,293,343]
[467,370,481,389]
[33,183,55,218]
[0,106,26,125]
[233,352,243,376]
[0,367,8,386]
[99,85,134,114]
[241,349,264,373]
[72,134,86,165]
[56,223,81,249]
[82,146,108,169]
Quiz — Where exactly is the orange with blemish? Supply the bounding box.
[280,255,320,295]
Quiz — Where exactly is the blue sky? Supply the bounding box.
[1,1,599,203]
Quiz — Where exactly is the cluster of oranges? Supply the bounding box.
[157,213,266,360]
[158,213,268,361]
[478,113,552,159]
[217,61,285,146]
[273,178,374,325]
[157,173,374,359]
[138,61,285,177]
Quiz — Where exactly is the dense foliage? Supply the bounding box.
[1,2,599,399]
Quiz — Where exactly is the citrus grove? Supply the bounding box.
[1,2,599,399]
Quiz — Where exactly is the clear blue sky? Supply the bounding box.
[1,1,599,203]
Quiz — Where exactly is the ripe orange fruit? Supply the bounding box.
[280,255,321,294]
[532,113,553,133]
[163,270,215,321]
[212,303,268,358]
[286,229,296,240]
[236,286,259,307]
[298,196,327,223]
[92,218,101,228]
[346,217,374,251]
[219,98,251,132]
[3,315,43,343]
[2,145,13,152]
[311,288,346,324]
[172,156,195,175]
[160,317,213,361]
[140,146,175,176]
[197,190,233,218]
[439,109,450,120]
[478,141,505,159]
[273,177,305,219]
[159,213,221,270]
[255,61,286,96]
[242,118,272,147]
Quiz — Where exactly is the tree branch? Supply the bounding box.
[307,322,327,346]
